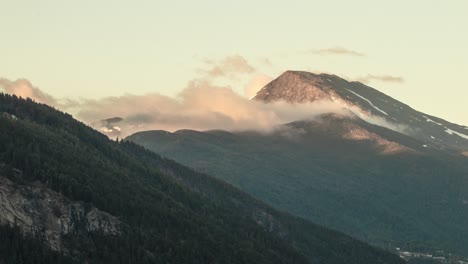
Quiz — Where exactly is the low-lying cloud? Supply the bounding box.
[77,81,355,137]
[0,78,58,106]
[0,75,356,137]
[1,55,406,139]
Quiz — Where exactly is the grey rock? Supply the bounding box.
[0,175,120,252]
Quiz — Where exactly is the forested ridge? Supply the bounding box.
[0,93,403,264]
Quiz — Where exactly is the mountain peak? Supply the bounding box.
[254,71,345,103]
[254,70,468,152]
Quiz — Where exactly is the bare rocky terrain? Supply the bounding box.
[0,174,120,252]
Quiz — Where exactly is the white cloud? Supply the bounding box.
[244,74,273,99]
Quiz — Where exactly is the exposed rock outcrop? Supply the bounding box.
[0,175,120,252]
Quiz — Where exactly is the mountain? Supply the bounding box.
[127,71,468,259]
[0,93,404,263]
[255,71,468,152]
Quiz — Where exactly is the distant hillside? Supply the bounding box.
[0,93,404,263]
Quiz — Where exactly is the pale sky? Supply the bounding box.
[1,0,467,125]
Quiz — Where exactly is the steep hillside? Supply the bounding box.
[0,93,404,263]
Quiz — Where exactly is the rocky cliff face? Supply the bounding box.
[0,174,120,252]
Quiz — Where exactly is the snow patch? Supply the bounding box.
[100,127,113,133]
[445,128,468,139]
[346,89,389,116]
[422,116,444,126]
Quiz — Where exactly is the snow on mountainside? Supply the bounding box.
[254,71,468,152]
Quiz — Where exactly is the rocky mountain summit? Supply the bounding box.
[254,71,468,152]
